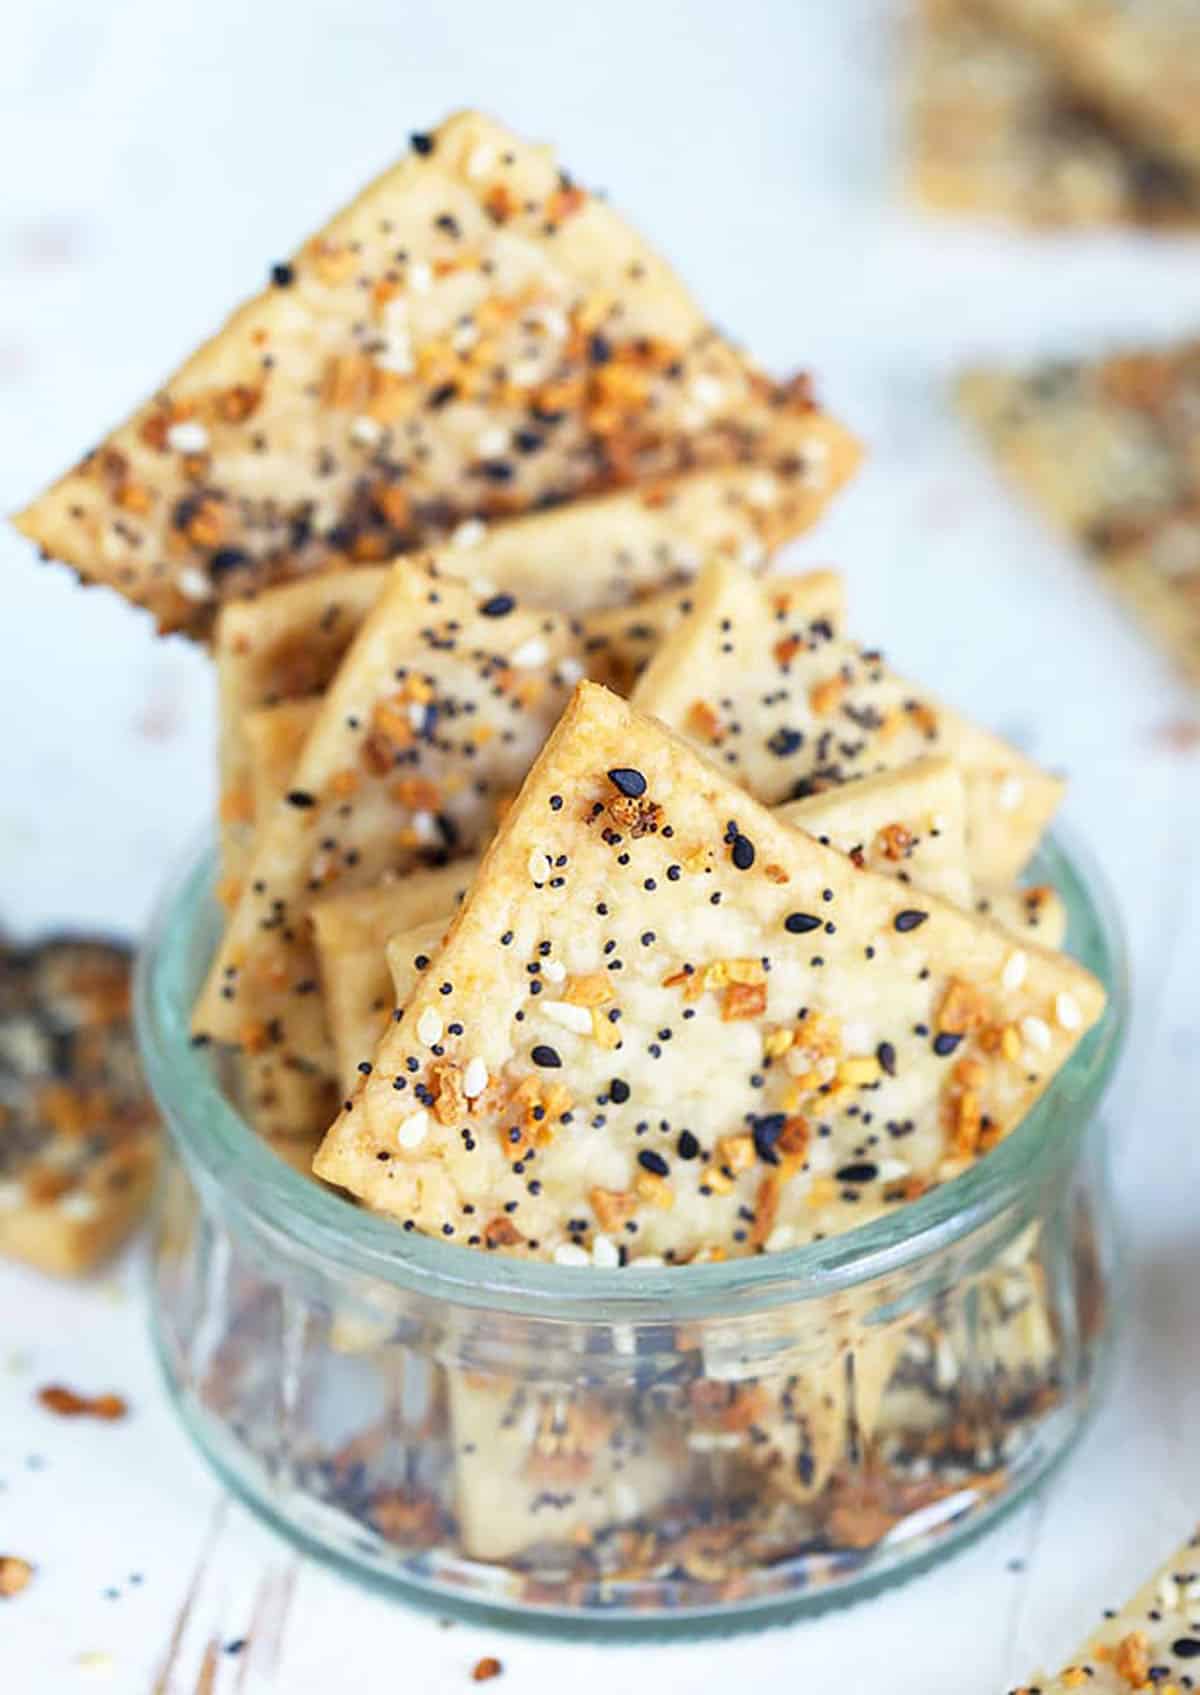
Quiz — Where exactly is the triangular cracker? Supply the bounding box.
[315,682,1104,1262]
[15,111,857,635]
[631,559,1062,884]
[194,559,591,1128]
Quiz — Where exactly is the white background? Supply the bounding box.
[2,2,1198,1690]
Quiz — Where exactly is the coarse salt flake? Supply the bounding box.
[452,519,488,549]
[350,415,383,447]
[166,420,209,454]
[511,637,548,670]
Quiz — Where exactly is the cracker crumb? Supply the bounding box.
[37,1385,128,1420]
[0,1556,33,1597]
[472,1657,503,1682]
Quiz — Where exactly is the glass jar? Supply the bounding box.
[136,833,1126,1636]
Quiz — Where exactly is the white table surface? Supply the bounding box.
[2,2,1199,1690]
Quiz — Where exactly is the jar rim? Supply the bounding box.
[135,830,1128,1321]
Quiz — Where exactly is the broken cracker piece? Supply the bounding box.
[0,939,158,1275]
[632,559,1062,885]
[314,682,1104,1262]
[15,111,856,635]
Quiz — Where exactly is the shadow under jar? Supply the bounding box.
[136,832,1127,1637]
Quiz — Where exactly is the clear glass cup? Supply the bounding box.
[136,832,1127,1636]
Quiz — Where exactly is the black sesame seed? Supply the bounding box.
[210,546,250,575]
[480,593,515,617]
[932,1032,963,1057]
[531,1045,561,1068]
[894,909,928,932]
[637,1149,669,1177]
[836,1162,878,1184]
[410,132,435,155]
[751,1113,787,1165]
[784,912,821,934]
[607,766,646,798]
[609,1078,631,1103]
[731,835,755,870]
[1172,1638,1200,1659]
[677,1130,700,1160]
[286,790,316,808]
[876,1041,897,1076]
[270,262,295,287]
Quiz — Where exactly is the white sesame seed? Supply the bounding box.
[477,425,509,458]
[462,1057,488,1098]
[1002,950,1029,992]
[878,1158,911,1183]
[376,332,413,375]
[396,1110,429,1150]
[407,701,428,731]
[510,357,546,387]
[557,657,584,686]
[466,141,497,179]
[176,566,214,603]
[687,1430,743,1452]
[528,849,551,884]
[1020,1015,1052,1052]
[611,1481,639,1519]
[999,776,1025,812]
[511,637,548,669]
[800,436,830,487]
[58,1190,99,1221]
[350,415,383,447]
[411,811,439,845]
[408,260,433,292]
[531,305,569,341]
[553,1242,590,1267]
[541,1001,592,1035]
[690,374,724,411]
[542,959,566,983]
[764,1224,795,1254]
[934,1335,959,1389]
[166,420,210,454]
[1055,992,1082,1030]
[591,1234,620,1268]
[451,519,488,549]
[417,1009,443,1047]
[744,472,778,509]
